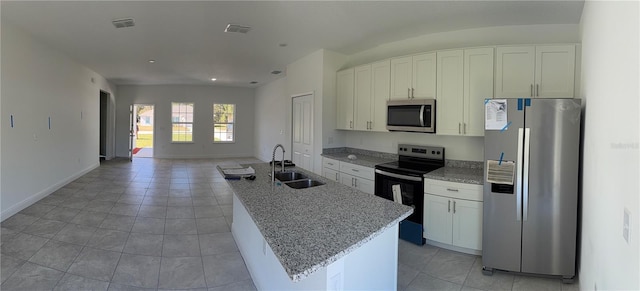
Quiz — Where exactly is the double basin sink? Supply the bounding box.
[274,171,325,189]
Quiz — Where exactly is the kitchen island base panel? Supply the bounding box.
[232,194,399,290]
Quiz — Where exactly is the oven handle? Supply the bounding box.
[375,169,423,182]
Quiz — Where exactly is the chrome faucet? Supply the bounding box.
[271,144,286,185]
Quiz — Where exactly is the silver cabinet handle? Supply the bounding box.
[408,88,411,99]
[530,84,533,97]
[463,123,466,134]
[350,120,353,129]
[448,200,451,212]
[453,201,456,213]
[354,178,358,187]
[327,162,334,166]
[335,172,338,181]
[351,169,359,172]
[446,188,459,192]
[411,88,415,99]
[458,123,461,134]
[536,84,539,97]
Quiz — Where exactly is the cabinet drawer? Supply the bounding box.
[340,162,374,180]
[424,179,483,201]
[322,158,340,171]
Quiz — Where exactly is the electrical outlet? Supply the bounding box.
[623,208,631,243]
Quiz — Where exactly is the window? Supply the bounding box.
[213,104,235,142]
[171,102,193,142]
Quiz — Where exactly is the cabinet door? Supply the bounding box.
[340,172,356,188]
[370,60,390,132]
[436,50,464,136]
[412,52,437,99]
[423,194,453,244]
[354,177,375,195]
[336,68,354,130]
[464,47,494,136]
[535,45,575,98]
[389,56,413,100]
[323,167,340,182]
[354,65,372,130]
[452,199,483,250]
[495,46,535,98]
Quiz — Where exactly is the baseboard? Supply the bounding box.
[0,162,100,221]
[424,239,482,256]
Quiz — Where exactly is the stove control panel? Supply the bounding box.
[398,144,445,161]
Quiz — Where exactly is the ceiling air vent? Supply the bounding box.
[112,18,135,28]
[224,24,251,34]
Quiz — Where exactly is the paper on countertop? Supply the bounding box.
[485,99,509,130]
[222,166,255,176]
[392,184,403,204]
[486,160,515,185]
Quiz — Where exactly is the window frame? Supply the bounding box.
[171,102,194,143]
[213,103,236,143]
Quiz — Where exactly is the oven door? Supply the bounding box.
[374,169,424,225]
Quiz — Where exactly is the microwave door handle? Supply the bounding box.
[419,105,425,127]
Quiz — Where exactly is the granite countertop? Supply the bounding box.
[424,167,484,185]
[321,147,396,168]
[223,163,412,282]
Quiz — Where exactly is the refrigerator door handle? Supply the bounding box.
[516,128,524,221]
[523,128,531,221]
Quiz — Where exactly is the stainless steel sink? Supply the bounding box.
[274,171,308,182]
[284,179,325,189]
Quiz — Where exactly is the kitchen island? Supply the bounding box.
[223,163,412,290]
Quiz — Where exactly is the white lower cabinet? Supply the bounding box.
[323,157,375,195]
[424,179,483,254]
[340,172,375,195]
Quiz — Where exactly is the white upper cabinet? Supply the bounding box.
[370,60,390,131]
[436,48,493,136]
[336,68,354,130]
[412,53,437,99]
[496,45,575,98]
[339,60,390,132]
[390,53,436,100]
[535,45,576,98]
[463,47,494,136]
[436,50,464,136]
[354,64,372,131]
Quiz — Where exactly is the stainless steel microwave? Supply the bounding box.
[386,99,436,133]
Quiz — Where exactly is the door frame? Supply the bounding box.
[99,90,116,160]
[132,103,155,158]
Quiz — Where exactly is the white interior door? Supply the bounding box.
[292,94,313,171]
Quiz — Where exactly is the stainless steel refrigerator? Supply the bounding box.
[482,98,581,282]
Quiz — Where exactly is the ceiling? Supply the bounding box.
[1,1,584,87]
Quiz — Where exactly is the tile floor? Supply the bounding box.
[1,157,580,291]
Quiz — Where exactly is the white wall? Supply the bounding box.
[116,85,255,159]
[254,78,288,162]
[1,23,116,220]
[578,1,639,290]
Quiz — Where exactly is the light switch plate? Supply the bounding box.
[623,208,630,243]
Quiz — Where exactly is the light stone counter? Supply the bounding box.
[224,163,412,282]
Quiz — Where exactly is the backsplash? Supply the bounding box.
[445,159,484,169]
[322,147,398,160]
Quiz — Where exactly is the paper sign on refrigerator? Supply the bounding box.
[485,99,508,130]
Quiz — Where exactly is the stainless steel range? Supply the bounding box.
[374,144,445,245]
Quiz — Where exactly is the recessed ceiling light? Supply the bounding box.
[210,78,217,81]
[148,60,156,63]
[271,70,282,75]
[250,81,258,84]
[112,18,135,28]
[279,43,287,47]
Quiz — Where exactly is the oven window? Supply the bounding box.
[375,173,423,224]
